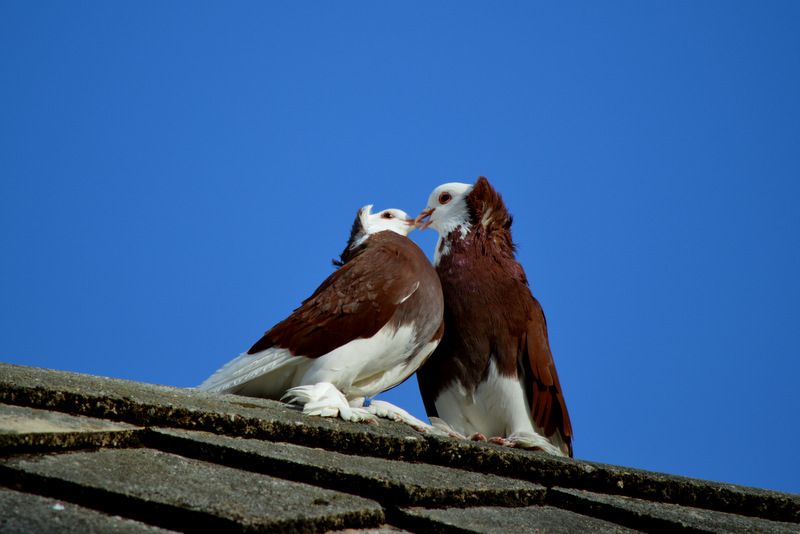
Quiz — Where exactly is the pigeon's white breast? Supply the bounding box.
[433,359,537,438]
[300,322,426,398]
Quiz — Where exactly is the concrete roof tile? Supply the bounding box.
[1,363,797,533]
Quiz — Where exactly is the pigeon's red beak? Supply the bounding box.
[415,208,435,231]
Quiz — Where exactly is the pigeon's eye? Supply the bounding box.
[439,192,452,204]
[382,212,394,219]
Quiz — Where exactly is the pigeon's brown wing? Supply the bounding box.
[248,234,422,358]
[522,296,574,457]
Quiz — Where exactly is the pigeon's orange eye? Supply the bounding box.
[382,212,394,219]
[439,192,452,204]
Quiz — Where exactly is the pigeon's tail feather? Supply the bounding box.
[196,346,300,396]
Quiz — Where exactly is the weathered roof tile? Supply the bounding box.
[2,448,383,533]
[397,505,642,534]
[549,487,800,534]
[0,486,176,534]
[1,363,797,533]
[147,428,546,508]
[0,403,141,455]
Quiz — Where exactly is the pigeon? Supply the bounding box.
[198,205,444,426]
[415,177,573,456]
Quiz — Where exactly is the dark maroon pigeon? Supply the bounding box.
[415,177,573,456]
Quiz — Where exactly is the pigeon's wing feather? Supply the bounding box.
[522,296,573,456]
[248,237,422,359]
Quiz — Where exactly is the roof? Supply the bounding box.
[1,362,798,533]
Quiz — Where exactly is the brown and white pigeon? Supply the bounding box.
[415,177,573,456]
[198,205,444,426]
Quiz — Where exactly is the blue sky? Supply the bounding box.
[2,3,798,494]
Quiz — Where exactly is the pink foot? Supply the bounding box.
[469,433,487,441]
[487,436,518,447]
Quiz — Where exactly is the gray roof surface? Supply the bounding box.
[1,362,797,533]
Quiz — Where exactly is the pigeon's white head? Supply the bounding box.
[334,205,417,267]
[416,177,515,266]
[415,182,474,236]
[358,204,417,239]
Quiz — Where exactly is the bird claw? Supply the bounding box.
[339,406,379,423]
[487,436,516,447]
[282,382,377,423]
[426,419,564,455]
[506,432,565,455]
[365,400,447,434]
[303,401,377,423]
[429,417,467,439]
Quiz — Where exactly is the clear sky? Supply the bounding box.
[2,3,798,494]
